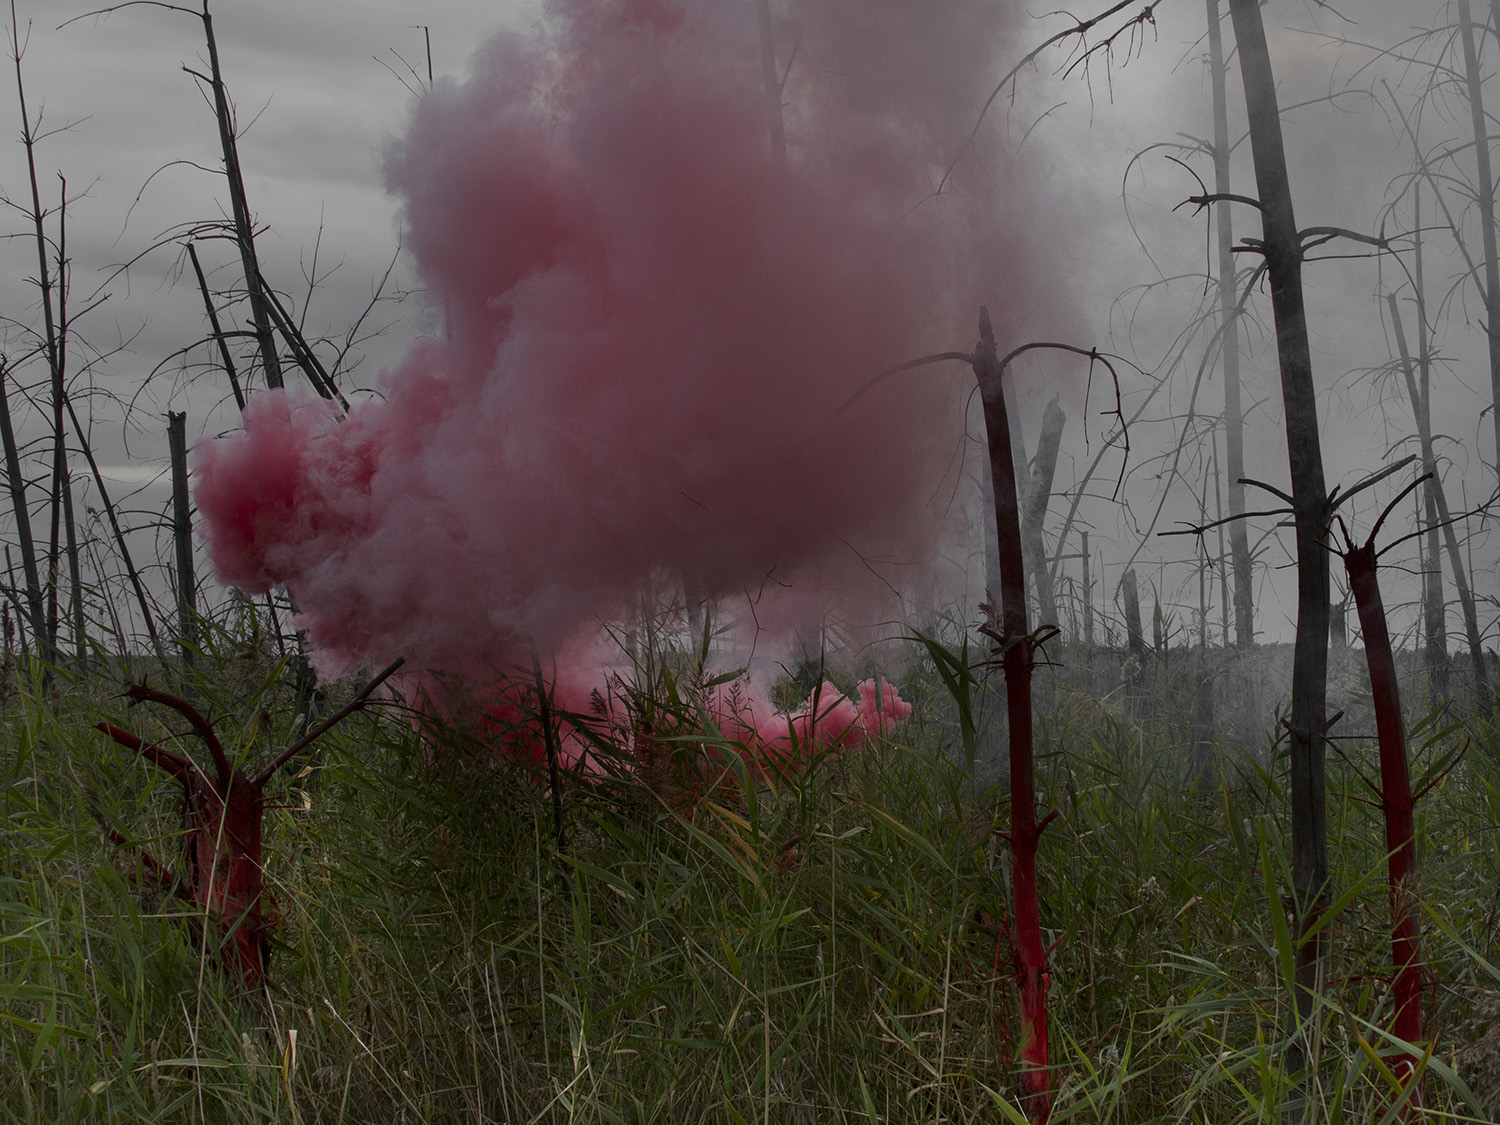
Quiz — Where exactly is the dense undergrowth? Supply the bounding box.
[2,624,1499,1123]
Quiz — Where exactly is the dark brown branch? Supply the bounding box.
[936,0,1148,197]
[1327,454,1418,513]
[1158,507,1292,537]
[95,721,194,782]
[253,657,404,785]
[125,682,229,784]
[833,351,974,416]
[1186,192,1264,212]
[186,241,245,412]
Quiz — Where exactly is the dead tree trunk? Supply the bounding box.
[1021,395,1066,626]
[1207,0,1256,648]
[1387,294,1492,716]
[1458,0,1500,492]
[187,241,247,413]
[0,363,44,652]
[1227,0,1333,1094]
[755,0,786,168]
[972,312,1059,1124]
[198,1,282,391]
[1080,530,1093,647]
[1121,567,1146,658]
[9,4,75,668]
[168,412,197,668]
[1337,485,1428,1119]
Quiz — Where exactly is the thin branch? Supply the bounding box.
[125,682,230,784]
[253,657,404,785]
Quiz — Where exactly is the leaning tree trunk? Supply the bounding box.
[1021,395,1066,626]
[1338,483,1428,1120]
[201,2,282,391]
[1458,0,1500,495]
[1227,0,1332,1100]
[0,363,45,651]
[1387,295,1492,716]
[1207,0,1256,648]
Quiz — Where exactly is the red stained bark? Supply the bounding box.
[973,310,1052,1123]
[98,712,274,987]
[1343,541,1424,1113]
[95,658,403,990]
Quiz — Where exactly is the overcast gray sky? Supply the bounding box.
[0,0,1490,658]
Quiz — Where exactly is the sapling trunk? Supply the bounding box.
[972,309,1054,1124]
[1340,513,1425,1115]
[1227,4,1333,1087]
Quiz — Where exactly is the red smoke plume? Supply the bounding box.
[195,0,1055,688]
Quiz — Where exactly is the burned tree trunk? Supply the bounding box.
[199,2,282,391]
[1227,0,1333,1091]
[1337,480,1430,1118]
[1387,294,1491,716]
[1021,395,1066,626]
[1121,567,1146,658]
[0,363,45,656]
[1207,0,1256,648]
[1458,0,1500,495]
[972,311,1058,1124]
[169,412,197,668]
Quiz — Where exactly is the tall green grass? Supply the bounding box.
[1,632,1497,1122]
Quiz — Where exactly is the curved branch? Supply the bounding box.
[125,683,230,785]
[833,351,973,417]
[95,721,193,782]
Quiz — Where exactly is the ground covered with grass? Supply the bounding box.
[2,633,1499,1123]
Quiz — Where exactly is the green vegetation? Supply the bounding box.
[1,630,1498,1123]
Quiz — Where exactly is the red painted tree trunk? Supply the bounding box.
[973,310,1052,1123]
[97,712,272,987]
[96,659,403,989]
[1343,542,1424,1113]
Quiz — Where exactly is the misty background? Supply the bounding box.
[0,0,1491,687]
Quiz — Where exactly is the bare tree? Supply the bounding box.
[1227,1,1333,1103]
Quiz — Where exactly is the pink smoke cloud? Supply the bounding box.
[194,0,1062,684]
